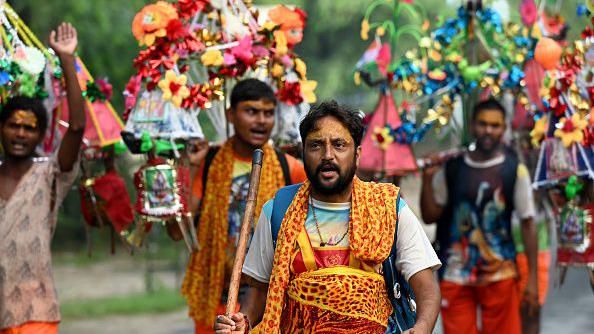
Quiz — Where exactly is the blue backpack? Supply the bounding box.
[270,184,417,334]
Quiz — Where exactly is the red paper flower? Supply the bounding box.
[583,127,594,146]
[277,81,304,105]
[177,0,209,20]
[166,19,189,40]
[549,88,567,117]
[182,85,211,109]
[96,78,113,101]
[123,75,142,119]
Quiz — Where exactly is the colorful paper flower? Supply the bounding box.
[96,78,113,101]
[274,30,288,56]
[157,70,190,107]
[554,113,588,147]
[230,36,254,64]
[14,46,45,76]
[132,1,179,46]
[361,19,370,40]
[520,0,537,27]
[176,0,209,20]
[530,115,548,147]
[294,58,307,78]
[277,81,303,105]
[200,49,224,67]
[299,80,317,104]
[271,63,284,78]
[268,5,307,48]
[372,126,394,150]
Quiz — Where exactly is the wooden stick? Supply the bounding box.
[225,149,264,315]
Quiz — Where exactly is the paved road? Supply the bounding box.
[61,266,593,334]
[540,268,594,333]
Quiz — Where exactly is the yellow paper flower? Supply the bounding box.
[300,80,317,104]
[354,72,361,86]
[158,70,190,107]
[260,20,279,32]
[274,30,288,56]
[423,95,453,128]
[132,1,178,46]
[271,63,284,78]
[372,126,394,150]
[361,19,370,40]
[554,113,587,147]
[294,58,307,78]
[200,49,224,67]
[376,26,386,37]
[530,116,548,147]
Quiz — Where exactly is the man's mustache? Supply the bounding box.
[316,163,340,174]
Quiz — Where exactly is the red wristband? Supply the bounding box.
[243,315,251,334]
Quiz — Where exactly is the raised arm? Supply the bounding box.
[50,23,85,171]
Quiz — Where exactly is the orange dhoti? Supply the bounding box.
[0,322,58,334]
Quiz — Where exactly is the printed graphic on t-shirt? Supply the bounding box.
[226,159,252,270]
[444,181,516,284]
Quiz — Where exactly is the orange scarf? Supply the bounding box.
[181,141,286,325]
[252,177,399,333]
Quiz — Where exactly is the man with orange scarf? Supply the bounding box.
[178,79,306,333]
[214,101,441,333]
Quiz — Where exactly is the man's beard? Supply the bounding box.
[476,135,501,154]
[305,158,357,196]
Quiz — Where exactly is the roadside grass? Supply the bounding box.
[61,288,186,319]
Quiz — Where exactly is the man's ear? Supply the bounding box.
[355,145,362,167]
[226,107,235,125]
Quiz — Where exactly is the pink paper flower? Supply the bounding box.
[520,0,537,27]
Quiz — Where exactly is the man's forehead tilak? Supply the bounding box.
[11,110,38,128]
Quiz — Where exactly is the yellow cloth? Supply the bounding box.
[251,178,399,333]
[181,141,286,325]
[285,267,393,330]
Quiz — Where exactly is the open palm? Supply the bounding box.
[49,22,78,56]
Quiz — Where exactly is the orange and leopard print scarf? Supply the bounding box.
[181,140,286,325]
[251,177,399,333]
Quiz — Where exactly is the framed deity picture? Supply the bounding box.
[558,204,592,252]
[140,164,181,216]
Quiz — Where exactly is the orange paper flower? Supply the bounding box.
[132,1,178,46]
[158,70,190,107]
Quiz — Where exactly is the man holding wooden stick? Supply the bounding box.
[178,79,306,333]
[215,101,441,334]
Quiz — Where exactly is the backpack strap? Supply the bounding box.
[271,183,302,249]
[383,192,417,332]
[383,192,401,298]
[201,146,220,191]
[274,148,292,186]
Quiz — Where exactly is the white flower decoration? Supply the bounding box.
[14,46,46,76]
